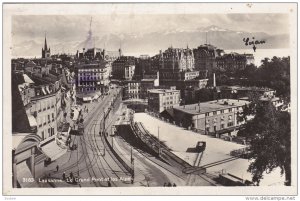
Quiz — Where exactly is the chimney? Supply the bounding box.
[213,73,216,88]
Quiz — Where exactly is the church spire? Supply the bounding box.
[44,32,48,51]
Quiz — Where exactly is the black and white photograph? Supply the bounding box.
[2,2,297,197]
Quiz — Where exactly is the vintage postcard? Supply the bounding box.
[2,3,298,196]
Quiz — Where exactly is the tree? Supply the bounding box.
[239,101,291,186]
[256,56,290,99]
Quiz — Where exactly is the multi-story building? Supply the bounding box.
[112,56,136,80]
[123,81,142,99]
[76,61,110,95]
[12,70,70,187]
[140,72,159,99]
[122,72,159,100]
[157,47,209,98]
[148,88,181,113]
[134,55,151,80]
[216,53,254,73]
[193,44,224,75]
[173,99,250,136]
[159,46,194,72]
[13,72,64,141]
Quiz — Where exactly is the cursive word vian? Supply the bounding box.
[243,37,266,46]
[243,37,266,52]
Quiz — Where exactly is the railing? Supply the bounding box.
[133,122,191,170]
[102,134,134,176]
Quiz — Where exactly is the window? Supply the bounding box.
[228,122,234,127]
[229,108,232,112]
[205,113,209,117]
[221,124,224,129]
[213,111,217,115]
[48,128,51,135]
[221,110,224,114]
[41,131,45,140]
[52,113,54,121]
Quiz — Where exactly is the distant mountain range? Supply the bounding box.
[13,25,290,57]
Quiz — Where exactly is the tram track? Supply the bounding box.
[53,89,130,187]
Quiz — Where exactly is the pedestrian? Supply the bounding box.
[131,177,134,184]
[163,183,167,187]
[108,181,111,187]
[70,172,73,179]
[56,165,59,172]
[62,172,66,180]
[173,183,177,187]
[167,182,172,187]
[87,108,89,113]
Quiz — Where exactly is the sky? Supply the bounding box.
[11,14,290,57]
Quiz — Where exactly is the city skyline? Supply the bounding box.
[12,13,290,57]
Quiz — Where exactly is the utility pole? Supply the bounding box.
[158,126,160,157]
[103,108,106,131]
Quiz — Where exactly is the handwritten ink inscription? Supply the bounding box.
[243,37,266,52]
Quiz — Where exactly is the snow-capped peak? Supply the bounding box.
[198,25,229,32]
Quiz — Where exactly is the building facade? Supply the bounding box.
[216,53,254,73]
[173,99,250,136]
[76,61,110,94]
[148,88,181,113]
[159,47,195,72]
[123,81,142,99]
[193,44,224,75]
[112,56,136,80]
[14,72,64,141]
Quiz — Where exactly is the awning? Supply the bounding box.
[41,87,47,95]
[16,161,39,187]
[23,74,35,84]
[46,86,51,94]
[27,115,37,127]
[39,138,67,161]
[83,97,92,101]
[93,94,99,100]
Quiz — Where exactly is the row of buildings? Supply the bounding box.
[11,37,77,187]
[146,83,285,137]
[73,44,254,102]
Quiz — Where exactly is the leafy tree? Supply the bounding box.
[239,101,291,186]
[196,88,213,102]
[256,56,290,99]
[243,64,257,79]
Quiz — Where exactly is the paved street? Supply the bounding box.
[35,87,190,187]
